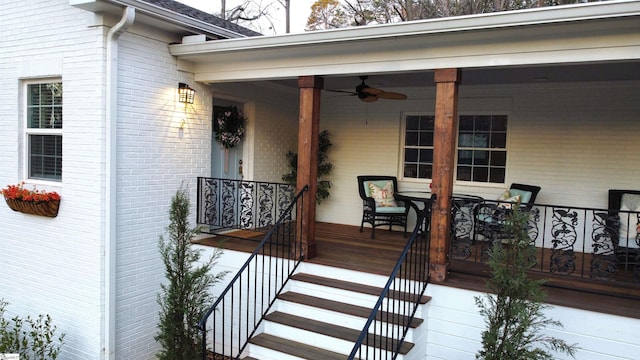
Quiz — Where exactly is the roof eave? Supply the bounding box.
[70,0,251,39]
[170,0,640,54]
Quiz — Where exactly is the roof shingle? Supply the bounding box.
[142,0,262,37]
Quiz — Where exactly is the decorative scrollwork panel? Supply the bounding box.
[549,208,578,274]
[239,182,255,229]
[221,180,238,228]
[449,199,477,260]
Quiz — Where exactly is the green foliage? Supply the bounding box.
[475,206,578,360]
[306,0,349,30]
[0,299,65,360]
[334,0,586,27]
[282,130,333,204]
[156,186,228,360]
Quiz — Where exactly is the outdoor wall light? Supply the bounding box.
[178,82,195,104]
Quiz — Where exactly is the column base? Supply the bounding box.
[429,262,450,283]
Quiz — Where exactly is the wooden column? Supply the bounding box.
[296,76,323,260]
[429,68,460,282]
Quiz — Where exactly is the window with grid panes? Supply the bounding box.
[402,115,435,179]
[26,81,62,181]
[401,114,507,184]
[456,115,507,183]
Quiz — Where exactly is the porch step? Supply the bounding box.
[245,269,429,359]
[263,311,414,354]
[290,272,431,304]
[278,291,423,328]
[250,333,345,360]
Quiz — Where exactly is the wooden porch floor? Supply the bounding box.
[195,222,640,319]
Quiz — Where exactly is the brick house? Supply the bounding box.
[0,0,639,359]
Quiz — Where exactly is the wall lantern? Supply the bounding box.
[178,82,195,104]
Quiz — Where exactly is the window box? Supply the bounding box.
[2,183,61,218]
[4,197,60,218]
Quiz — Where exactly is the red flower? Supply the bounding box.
[1,182,60,203]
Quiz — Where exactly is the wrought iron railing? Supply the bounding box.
[450,199,640,286]
[196,177,295,233]
[348,198,432,359]
[198,185,308,360]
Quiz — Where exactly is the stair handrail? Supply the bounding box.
[348,195,433,359]
[198,185,309,360]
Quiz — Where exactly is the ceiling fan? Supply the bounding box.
[328,76,407,103]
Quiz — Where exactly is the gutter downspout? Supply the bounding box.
[105,7,135,360]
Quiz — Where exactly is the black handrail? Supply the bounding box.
[348,196,433,359]
[198,185,308,360]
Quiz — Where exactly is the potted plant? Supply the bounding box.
[1,182,61,218]
[281,130,333,204]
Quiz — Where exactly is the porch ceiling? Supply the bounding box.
[170,0,640,88]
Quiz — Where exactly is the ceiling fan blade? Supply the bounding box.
[360,87,384,96]
[377,91,407,100]
[358,93,378,102]
[326,89,357,95]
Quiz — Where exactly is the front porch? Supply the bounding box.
[195,221,640,320]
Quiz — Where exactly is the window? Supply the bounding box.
[26,81,62,181]
[401,114,508,184]
[402,115,435,179]
[456,115,507,183]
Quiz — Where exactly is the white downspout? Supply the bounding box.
[105,7,135,360]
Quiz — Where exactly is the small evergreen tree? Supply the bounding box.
[475,205,578,360]
[156,186,228,360]
[282,130,333,203]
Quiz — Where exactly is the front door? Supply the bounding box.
[212,100,244,180]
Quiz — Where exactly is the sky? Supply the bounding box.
[177,0,319,35]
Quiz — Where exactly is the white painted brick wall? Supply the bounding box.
[1,1,215,359]
[114,31,213,359]
[0,1,106,359]
[252,95,299,184]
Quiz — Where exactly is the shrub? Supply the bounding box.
[0,299,65,360]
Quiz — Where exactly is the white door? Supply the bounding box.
[212,101,244,180]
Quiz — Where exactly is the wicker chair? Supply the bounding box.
[473,183,541,243]
[607,190,640,271]
[357,175,409,239]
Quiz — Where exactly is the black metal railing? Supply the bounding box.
[198,185,308,360]
[348,199,432,359]
[197,177,295,233]
[450,199,640,286]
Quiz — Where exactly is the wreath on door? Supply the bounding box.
[214,106,246,149]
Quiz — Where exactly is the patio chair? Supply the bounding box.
[473,183,541,243]
[607,190,640,268]
[357,175,409,239]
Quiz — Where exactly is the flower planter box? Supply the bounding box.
[4,198,60,218]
